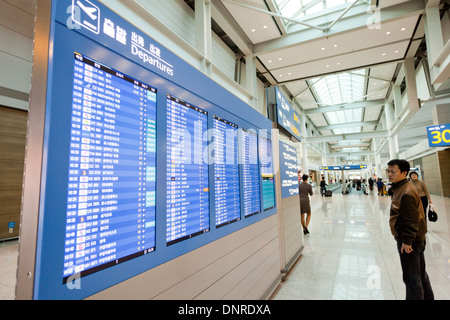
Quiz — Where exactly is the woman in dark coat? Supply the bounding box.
[299,174,313,234]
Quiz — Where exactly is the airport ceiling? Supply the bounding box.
[213,0,440,165]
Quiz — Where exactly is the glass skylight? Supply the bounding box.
[309,69,366,134]
[310,69,365,106]
[274,0,356,22]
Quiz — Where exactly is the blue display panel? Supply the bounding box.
[213,116,241,228]
[259,137,275,211]
[239,128,261,217]
[63,53,157,283]
[30,0,276,300]
[166,95,210,245]
[275,87,301,141]
[279,141,299,198]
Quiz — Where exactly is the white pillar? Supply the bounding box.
[300,116,308,175]
[245,55,258,110]
[195,0,212,75]
[404,57,420,111]
[424,5,444,68]
[393,85,403,118]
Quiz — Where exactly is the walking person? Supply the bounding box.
[409,172,433,218]
[387,159,434,300]
[299,174,313,235]
[377,178,384,196]
[320,177,327,197]
[368,177,374,191]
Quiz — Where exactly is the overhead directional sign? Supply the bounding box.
[320,166,342,170]
[343,165,367,170]
[320,165,367,170]
[427,123,450,147]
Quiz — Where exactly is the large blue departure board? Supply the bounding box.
[63,53,157,283]
[213,116,241,228]
[239,128,261,217]
[27,0,276,300]
[166,95,210,245]
[259,137,275,210]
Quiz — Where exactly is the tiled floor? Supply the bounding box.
[1,187,449,300]
[273,186,450,300]
[0,239,18,300]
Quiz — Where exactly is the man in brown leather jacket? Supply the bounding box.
[387,159,434,300]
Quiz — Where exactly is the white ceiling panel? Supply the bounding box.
[258,14,418,70]
[269,40,410,81]
[378,0,412,9]
[364,105,382,122]
[308,113,328,127]
[222,0,281,43]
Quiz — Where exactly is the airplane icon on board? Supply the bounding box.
[77,0,98,20]
[71,0,100,34]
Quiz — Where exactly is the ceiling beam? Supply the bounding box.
[330,143,371,149]
[328,150,375,157]
[301,99,384,115]
[316,120,378,131]
[303,129,388,143]
[253,0,425,55]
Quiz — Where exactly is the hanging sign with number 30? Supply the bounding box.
[427,123,450,147]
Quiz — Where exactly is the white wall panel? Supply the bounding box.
[137,0,196,48]
[0,26,33,62]
[0,0,35,110]
[0,52,32,94]
[88,215,281,300]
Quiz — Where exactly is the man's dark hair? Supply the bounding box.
[387,159,410,174]
[302,174,309,181]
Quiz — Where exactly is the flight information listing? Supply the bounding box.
[259,137,275,211]
[239,128,261,217]
[166,95,210,246]
[213,116,241,228]
[63,53,157,283]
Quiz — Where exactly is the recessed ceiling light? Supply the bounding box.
[279,75,283,77]
[382,53,386,56]
[394,50,399,53]
[321,47,326,50]
[326,64,330,67]
[251,29,256,32]
[288,72,292,75]
[263,25,268,29]
[385,31,391,35]
[334,44,338,48]
[278,57,283,61]
[337,62,340,65]
[401,27,406,31]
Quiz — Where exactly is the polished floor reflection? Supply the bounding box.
[273,186,450,300]
[1,186,449,300]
